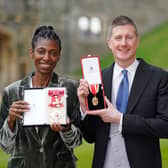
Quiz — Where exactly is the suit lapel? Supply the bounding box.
[103,64,114,101]
[126,59,152,114]
[102,64,114,146]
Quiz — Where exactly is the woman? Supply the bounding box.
[0,25,81,168]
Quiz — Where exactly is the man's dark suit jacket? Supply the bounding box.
[81,58,168,168]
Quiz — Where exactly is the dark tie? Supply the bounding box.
[116,70,129,113]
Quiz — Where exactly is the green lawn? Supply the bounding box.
[161,139,168,168]
[0,140,168,168]
[0,149,9,168]
[75,141,93,168]
[75,139,168,168]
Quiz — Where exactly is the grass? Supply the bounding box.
[0,149,9,168]
[1,140,168,168]
[161,139,168,168]
[75,140,168,168]
[1,22,168,168]
[75,141,94,168]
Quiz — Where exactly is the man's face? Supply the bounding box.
[30,39,60,75]
[108,24,139,67]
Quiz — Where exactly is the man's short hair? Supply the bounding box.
[107,15,138,39]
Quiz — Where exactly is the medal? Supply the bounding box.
[48,90,64,108]
[92,96,99,106]
[89,84,99,106]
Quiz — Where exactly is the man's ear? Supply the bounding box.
[107,39,112,50]
[136,36,140,48]
[29,49,34,59]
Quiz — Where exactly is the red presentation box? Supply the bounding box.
[81,55,106,110]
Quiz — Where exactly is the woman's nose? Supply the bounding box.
[43,52,50,60]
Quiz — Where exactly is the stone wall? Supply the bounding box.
[0,0,168,91]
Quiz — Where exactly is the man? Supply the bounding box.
[77,15,168,168]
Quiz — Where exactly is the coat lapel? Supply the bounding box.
[102,64,114,143]
[103,64,114,101]
[20,72,59,144]
[126,59,152,114]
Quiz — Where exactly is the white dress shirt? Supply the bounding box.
[112,59,139,107]
[114,60,139,131]
[104,59,139,168]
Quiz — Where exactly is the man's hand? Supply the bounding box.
[86,97,122,123]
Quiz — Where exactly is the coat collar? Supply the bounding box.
[19,72,59,144]
[126,58,152,114]
[102,63,114,101]
[20,72,59,88]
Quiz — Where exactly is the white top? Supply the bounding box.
[112,59,139,107]
[104,59,139,168]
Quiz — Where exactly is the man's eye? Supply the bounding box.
[114,36,122,41]
[126,35,136,40]
[127,36,134,40]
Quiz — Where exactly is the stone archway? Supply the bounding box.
[0,27,18,93]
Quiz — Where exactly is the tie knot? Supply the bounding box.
[122,69,128,76]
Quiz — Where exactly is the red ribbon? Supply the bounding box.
[48,90,64,96]
[90,84,99,95]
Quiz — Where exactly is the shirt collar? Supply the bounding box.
[114,59,139,78]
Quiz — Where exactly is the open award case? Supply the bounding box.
[23,87,67,126]
[81,55,106,110]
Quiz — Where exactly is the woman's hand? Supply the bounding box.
[50,117,71,132]
[8,100,30,131]
[50,123,71,132]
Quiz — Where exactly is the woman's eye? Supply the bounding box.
[37,49,46,55]
[50,51,58,57]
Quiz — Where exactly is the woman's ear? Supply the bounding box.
[29,49,34,59]
[58,54,61,61]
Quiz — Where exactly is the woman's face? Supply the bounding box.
[30,38,60,75]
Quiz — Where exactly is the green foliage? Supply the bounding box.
[136,21,168,68]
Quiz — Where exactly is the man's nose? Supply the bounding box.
[121,38,127,45]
